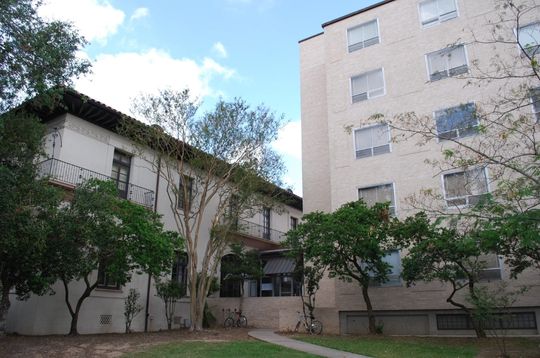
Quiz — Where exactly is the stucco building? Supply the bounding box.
[300,0,540,335]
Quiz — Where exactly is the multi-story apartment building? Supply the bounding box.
[300,0,540,335]
[6,89,303,335]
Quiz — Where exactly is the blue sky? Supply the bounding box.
[39,0,381,195]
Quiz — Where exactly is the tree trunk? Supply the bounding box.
[0,283,11,335]
[63,277,96,336]
[361,284,377,334]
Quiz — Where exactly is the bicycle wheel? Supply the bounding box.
[238,315,248,328]
[309,320,323,335]
[224,317,234,329]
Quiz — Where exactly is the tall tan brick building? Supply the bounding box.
[300,0,540,335]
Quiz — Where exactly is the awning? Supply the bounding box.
[263,256,296,275]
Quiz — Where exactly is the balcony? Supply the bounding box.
[232,218,286,242]
[38,158,155,209]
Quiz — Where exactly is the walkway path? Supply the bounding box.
[248,329,372,358]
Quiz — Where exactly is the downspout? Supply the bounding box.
[145,156,162,332]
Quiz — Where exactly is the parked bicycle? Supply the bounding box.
[223,308,247,328]
[295,311,323,335]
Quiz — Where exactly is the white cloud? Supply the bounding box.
[273,121,302,161]
[212,42,228,58]
[39,0,125,45]
[130,7,149,21]
[75,49,235,116]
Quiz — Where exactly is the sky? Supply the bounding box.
[38,0,381,196]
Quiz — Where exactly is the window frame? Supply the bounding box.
[171,251,188,287]
[418,0,459,28]
[516,21,540,58]
[441,167,490,208]
[290,216,298,230]
[531,87,540,122]
[111,149,131,200]
[178,175,193,211]
[262,207,271,240]
[425,44,469,82]
[353,123,392,160]
[357,182,397,216]
[97,264,120,290]
[350,68,386,104]
[370,249,402,287]
[434,102,479,141]
[347,18,381,53]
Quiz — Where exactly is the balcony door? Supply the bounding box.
[111,150,131,199]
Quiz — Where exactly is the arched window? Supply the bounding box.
[220,254,242,297]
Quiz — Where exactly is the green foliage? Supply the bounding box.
[0,0,90,112]
[49,179,180,334]
[155,279,186,330]
[124,288,143,333]
[220,243,262,296]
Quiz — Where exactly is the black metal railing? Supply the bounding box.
[38,158,155,209]
[231,218,286,242]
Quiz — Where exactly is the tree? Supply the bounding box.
[123,89,285,331]
[0,113,62,333]
[124,288,143,333]
[155,279,186,330]
[393,213,505,338]
[288,200,394,334]
[48,179,180,335]
[0,0,90,112]
[285,226,326,323]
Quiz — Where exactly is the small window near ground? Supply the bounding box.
[348,19,379,53]
[419,0,457,27]
[351,69,385,103]
[443,168,488,207]
[437,312,537,330]
[358,183,396,216]
[435,103,478,140]
[427,45,468,81]
[354,124,391,159]
[518,22,540,57]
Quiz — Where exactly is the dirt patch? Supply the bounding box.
[0,328,252,358]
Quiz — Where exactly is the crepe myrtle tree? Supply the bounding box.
[357,0,540,275]
[287,200,394,334]
[48,179,181,335]
[123,89,285,331]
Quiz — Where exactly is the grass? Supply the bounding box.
[295,335,479,358]
[125,340,318,358]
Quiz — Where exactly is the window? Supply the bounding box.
[518,22,540,57]
[358,183,396,216]
[290,216,298,230]
[370,250,402,287]
[443,168,488,207]
[531,88,540,122]
[437,312,537,330]
[111,150,131,199]
[477,254,502,281]
[354,124,391,159]
[171,252,188,286]
[97,264,120,290]
[262,207,271,240]
[348,19,379,53]
[351,69,385,103]
[427,45,468,81]
[178,175,193,210]
[419,0,457,27]
[220,254,242,297]
[435,103,478,140]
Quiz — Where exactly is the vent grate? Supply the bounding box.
[100,314,112,325]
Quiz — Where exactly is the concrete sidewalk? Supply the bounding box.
[248,329,372,358]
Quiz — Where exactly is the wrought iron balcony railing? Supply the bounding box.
[38,158,155,209]
[231,218,286,242]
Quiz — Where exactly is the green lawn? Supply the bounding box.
[295,335,479,358]
[125,341,318,358]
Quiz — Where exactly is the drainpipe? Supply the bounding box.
[144,156,162,332]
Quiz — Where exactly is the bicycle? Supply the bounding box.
[223,308,247,328]
[294,311,323,335]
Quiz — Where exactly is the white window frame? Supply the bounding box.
[425,44,469,81]
[418,0,459,28]
[347,18,380,53]
[357,182,397,216]
[434,102,478,141]
[350,68,386,103]
[370,250,402,287]
[531,87,540,122]
[441,167,490,208]
[352,123,392,159]
[516,22,540,58]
